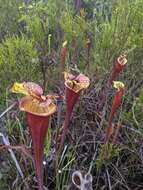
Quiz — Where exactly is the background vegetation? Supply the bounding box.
[0,0,143,189]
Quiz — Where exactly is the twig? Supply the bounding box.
[105,167,112,190]
[111,163,131,190]
[58,145,68,167]
[88,144,99,174]
[123,125,142,135]
[0,102,17,119]
[0,144,32,159]
[61,157,75,171]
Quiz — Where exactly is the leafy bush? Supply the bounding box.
[0,35,40,103]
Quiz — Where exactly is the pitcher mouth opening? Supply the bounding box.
[19,96,56,117]
[64,72,90,93]
[117,54,127,66]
